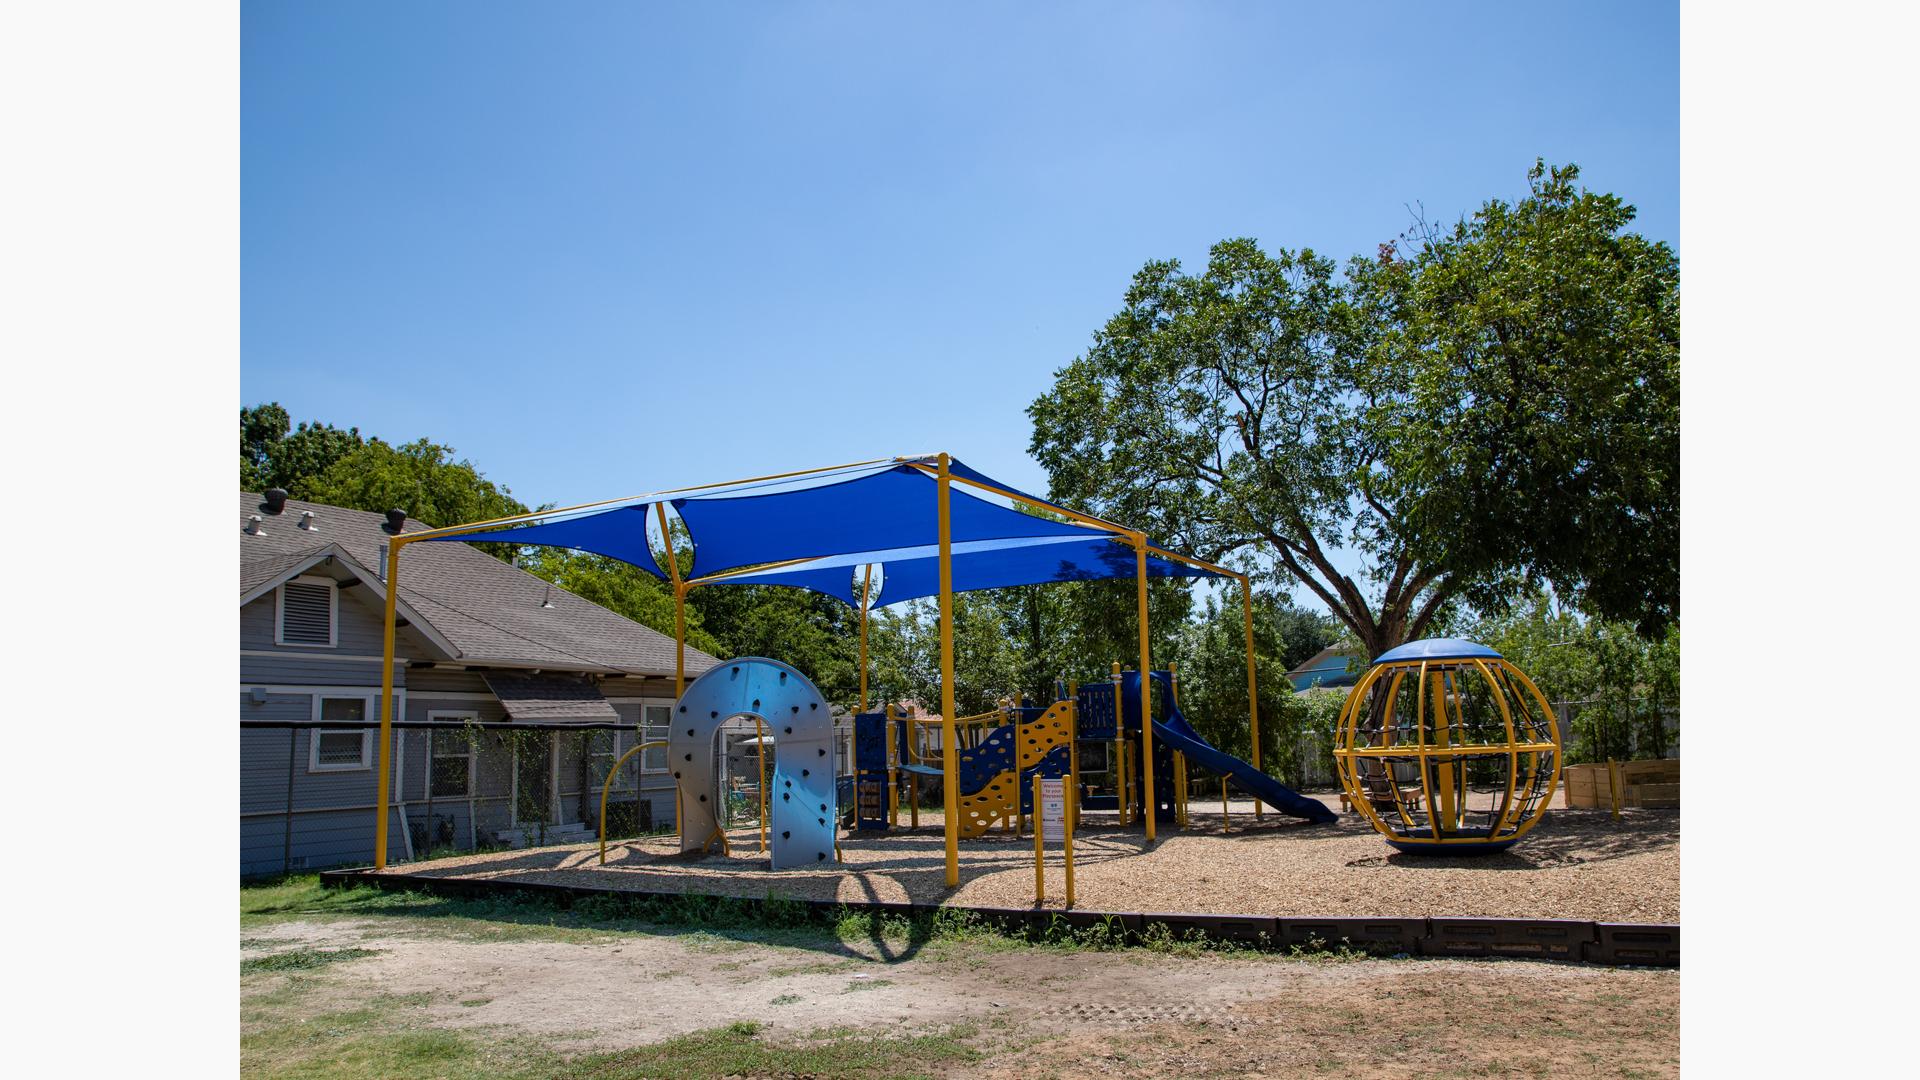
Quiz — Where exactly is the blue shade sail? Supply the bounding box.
[442,504,666,578]
[671,464,1100,578]
[717,534,1218,608]
[420,457,1226,604]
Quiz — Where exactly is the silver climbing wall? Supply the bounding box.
[668,657,837,869]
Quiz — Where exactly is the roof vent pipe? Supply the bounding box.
[262,488,288,514]
[298,510,317,531]
[384,508,407,533]
[244,514,263,535]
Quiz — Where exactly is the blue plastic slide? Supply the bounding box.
[1154,705,1339,825]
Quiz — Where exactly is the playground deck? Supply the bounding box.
[393,798,1678,923]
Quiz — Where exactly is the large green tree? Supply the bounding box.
[1028,163,1679,658]
[241,403,364,493]
[297,437,528,531]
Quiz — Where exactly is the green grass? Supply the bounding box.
[556,1020,982,1080]
[242,947,382,975]
[242,979,981,1080]
[241,873,1390,962]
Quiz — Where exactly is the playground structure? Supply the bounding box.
[1333,638,1562,854]
[366,453,1332,885]
[854,666,1336,839]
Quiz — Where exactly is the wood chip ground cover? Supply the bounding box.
[397,800,1678,923]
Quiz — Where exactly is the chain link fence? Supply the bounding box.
[241,716,858,878]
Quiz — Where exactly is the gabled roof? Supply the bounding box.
[240,493,720,677]
[1286,644,1360,691]
[239,540,464,659]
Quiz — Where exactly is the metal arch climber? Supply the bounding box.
[669,657,837,869]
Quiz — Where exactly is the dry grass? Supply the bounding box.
[395,798,1677,923]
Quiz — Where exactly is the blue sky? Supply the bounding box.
[242,1,1677,599]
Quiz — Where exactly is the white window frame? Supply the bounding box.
[639,699,674,775]
[308,691,377,772]
[276,574,339,648]
[587,729,634,794]
[426,711,479,798]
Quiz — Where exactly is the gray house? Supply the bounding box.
[239,490,719,876]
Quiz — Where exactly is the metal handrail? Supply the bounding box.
[598,740,667,864]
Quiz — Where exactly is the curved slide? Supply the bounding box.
[1154,704,1339,825]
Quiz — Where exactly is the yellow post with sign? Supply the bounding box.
[937,453,960,888]
[1033,773,1045,903]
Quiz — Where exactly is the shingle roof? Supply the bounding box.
[239,493,719,677]
[481,671,621,721]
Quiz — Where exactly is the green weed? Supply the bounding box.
[241,947,382,974]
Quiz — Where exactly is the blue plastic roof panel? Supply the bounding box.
[1370,638,1505,665]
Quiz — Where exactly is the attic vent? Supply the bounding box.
[277,578,336,646]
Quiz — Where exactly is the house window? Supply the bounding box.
[642,704,672,773]
[277,576,337,647]
[428,715,477,797]
[309,695,374,771]
[589,730,634,792]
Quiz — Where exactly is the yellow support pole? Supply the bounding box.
[936,453,960,888]
[1063,787,1075,909]
[1133,535,1156,842]
[599,740,667,864]
[1033,773,1045,904]
[1169,663,1186,828]
[1608,757,1623,820]
[1241,576,1264,820]
[886,710,899,827]
[1067,682,1080,832]
[1111,663,1126,825]
[374,536,405,869]
[755,718,769,854]
[1221,775,1231,833]
[1013,707,1025,837]
[1430,668,1457,832]
[1173,751,1187,826]
[858,563,872,713]
[656,503,687,697]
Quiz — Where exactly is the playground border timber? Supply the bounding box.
[317,867,1678,968]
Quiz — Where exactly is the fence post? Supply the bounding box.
[283,727,297,875]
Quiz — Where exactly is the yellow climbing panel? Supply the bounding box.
[956,702,1073,839]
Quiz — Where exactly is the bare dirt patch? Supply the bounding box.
[245,915,1677,1077]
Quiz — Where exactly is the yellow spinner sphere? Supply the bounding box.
[1333,638,1561,854]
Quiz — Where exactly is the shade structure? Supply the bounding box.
[420,458,1226,604]
[370,452,1252,877]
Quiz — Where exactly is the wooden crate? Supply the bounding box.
[1560,761,1680,809]
[1562,764,1606,808]
[1623,782,1680,809]
[1620,759,1680,785]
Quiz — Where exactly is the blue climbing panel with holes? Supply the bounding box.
[669,657,840,868]
[956,725,1015,797]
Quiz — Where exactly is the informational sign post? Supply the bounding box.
[1033,775,1075,907]
[1040,777,1066,842]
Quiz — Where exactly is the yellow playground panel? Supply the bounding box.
[1334,638,1561,854]
[952,698,1075,839]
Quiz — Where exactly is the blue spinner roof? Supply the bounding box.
[1370,637,1505,666]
